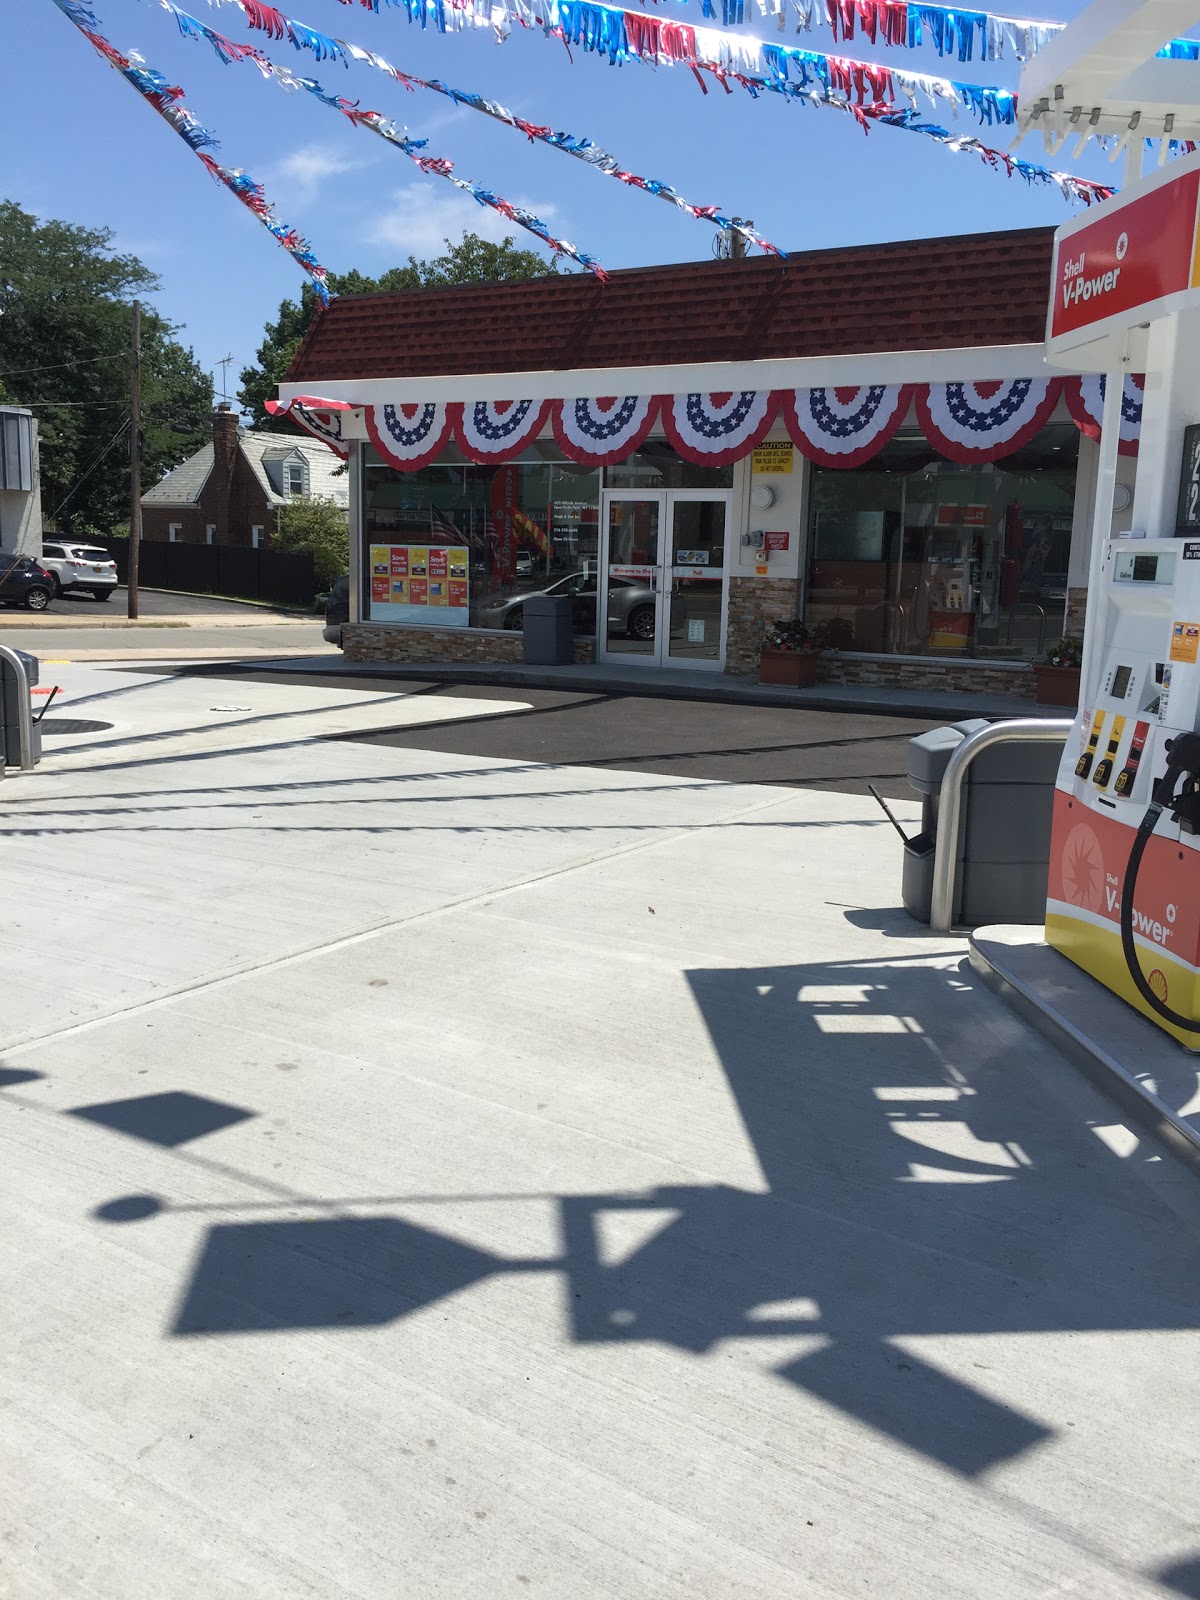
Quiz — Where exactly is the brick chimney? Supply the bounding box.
[212,404,239,544]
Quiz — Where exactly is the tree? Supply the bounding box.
[0,202,212,538]
[239,233,556,429]
[271,496,349,590]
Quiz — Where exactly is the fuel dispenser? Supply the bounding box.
[1046,540,1200,1047]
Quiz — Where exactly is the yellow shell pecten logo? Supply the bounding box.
[1148,968,1169,1003]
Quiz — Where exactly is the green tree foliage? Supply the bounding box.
[0,202,213,539]
[271,496,349,589]
[239,233,556,429]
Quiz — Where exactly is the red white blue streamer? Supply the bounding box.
[552,396,660,466]
[148,0,606,274]
[457,400,554,462]
[192,0,783,257]
[1063,374,1144,458]
[48,0,329,300]
[783,384,913,467]
[917,379,1063,463]
[659,391,779,466]
[365,402,455,469]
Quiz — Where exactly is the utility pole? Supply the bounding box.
[730,219,751,260]
[128,300,141,620]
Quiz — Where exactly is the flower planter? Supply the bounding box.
[1033,664,1081,707]
[759,648,819,687]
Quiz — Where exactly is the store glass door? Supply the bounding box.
[600,491,730,668]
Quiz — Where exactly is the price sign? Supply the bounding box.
[1178,424,1200,535]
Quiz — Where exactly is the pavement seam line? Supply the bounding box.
[2,781,806,1059]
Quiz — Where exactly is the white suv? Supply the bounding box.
[40,542,119,601]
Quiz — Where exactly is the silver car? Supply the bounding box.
[477,571,669,639]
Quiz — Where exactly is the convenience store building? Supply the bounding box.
[277,224,1141,695]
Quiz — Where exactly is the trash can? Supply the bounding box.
[0,648,40,769]
[902,719,1056,926]
[522,594,573,666]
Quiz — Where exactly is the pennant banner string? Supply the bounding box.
[46,0,330,299]
[186,0,784,254]
[320,0,1109,204]
[147,0,608,274]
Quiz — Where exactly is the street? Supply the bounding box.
[1,661,1199,1599]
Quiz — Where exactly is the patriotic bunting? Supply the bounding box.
[365,401,456,469]
[782,385,913,467]
[552,396,661,466]
[292,403,350,458]
[659,392,779,466]
[1063,374,1144,457]
[48,0,329,298]
[457,400,553,462]
[188,0,783,256]
[916,379,1064,463]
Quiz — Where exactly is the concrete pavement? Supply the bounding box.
[2,663,1200,1599]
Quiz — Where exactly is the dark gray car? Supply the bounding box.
[477,571,666,639]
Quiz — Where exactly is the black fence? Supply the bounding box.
[107,540,316,608]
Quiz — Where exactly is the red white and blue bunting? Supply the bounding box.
[1063,374,1144,458]
[916,378,1064,464]
[365,402,455,470]
[659,391,779,467]
[313,378,1141,472]
[551,395,660,467]
[292,402,350,459]
[456,399,553,463]
[782,384,914,468]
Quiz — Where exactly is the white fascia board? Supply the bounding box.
[279,344,1061,409]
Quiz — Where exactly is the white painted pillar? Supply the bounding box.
[1129,308,1200,538]
[1077,363,1127,698]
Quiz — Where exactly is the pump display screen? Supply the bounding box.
[1114,551,1177,584]
[1111,665,1132,699]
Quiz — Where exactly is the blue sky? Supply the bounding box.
[10,0,1105,404]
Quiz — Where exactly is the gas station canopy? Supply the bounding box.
[1017,0,1200,155]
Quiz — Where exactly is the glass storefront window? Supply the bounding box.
[363,443,600,632]
[804,424,1079,661]
[605,441,734,491]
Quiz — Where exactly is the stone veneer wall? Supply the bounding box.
[725,575,802,675]
[1064,586,1087,641]
[343,623,596,666]
[818,652,1035,698]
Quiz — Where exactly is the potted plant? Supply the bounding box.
[1034,636,1083,706]
[758,619,830,687]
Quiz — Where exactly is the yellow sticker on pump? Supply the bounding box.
[1169,621,1200,663]
[1093,714,1126,789]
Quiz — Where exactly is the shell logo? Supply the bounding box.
[1061,822,1105,912]
[1148,968,1169,1003]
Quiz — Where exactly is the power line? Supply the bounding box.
[0,352,127,380]
[48,415,132,522]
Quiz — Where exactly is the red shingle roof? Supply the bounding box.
[286,227,1054,385]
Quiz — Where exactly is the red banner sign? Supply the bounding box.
[490,465,519,585]
[1049,165,1200,345]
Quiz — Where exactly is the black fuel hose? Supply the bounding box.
[1119,803,1200,1031]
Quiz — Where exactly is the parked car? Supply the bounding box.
[323,572,350,645]
[0,555,55,611]
[39,541,118,600]
[477,571,674,639]
[515,550,534,577]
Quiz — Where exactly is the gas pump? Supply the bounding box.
[1043,149,1200,1050]
[1046,542,1200,1047]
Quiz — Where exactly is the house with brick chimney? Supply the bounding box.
[141,404,348,547]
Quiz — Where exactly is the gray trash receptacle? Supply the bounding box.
[522,594,573,666]
[902,718,1055,927]
[0,648,40,768]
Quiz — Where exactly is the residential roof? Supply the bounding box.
[142,432,348,509]
[142,442,214,506]
[286,226,1056,385]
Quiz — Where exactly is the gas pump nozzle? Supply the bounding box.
[1152,731,1200,831]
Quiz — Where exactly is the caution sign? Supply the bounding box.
[1169,620,1200,663]
[751,442,794,474]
